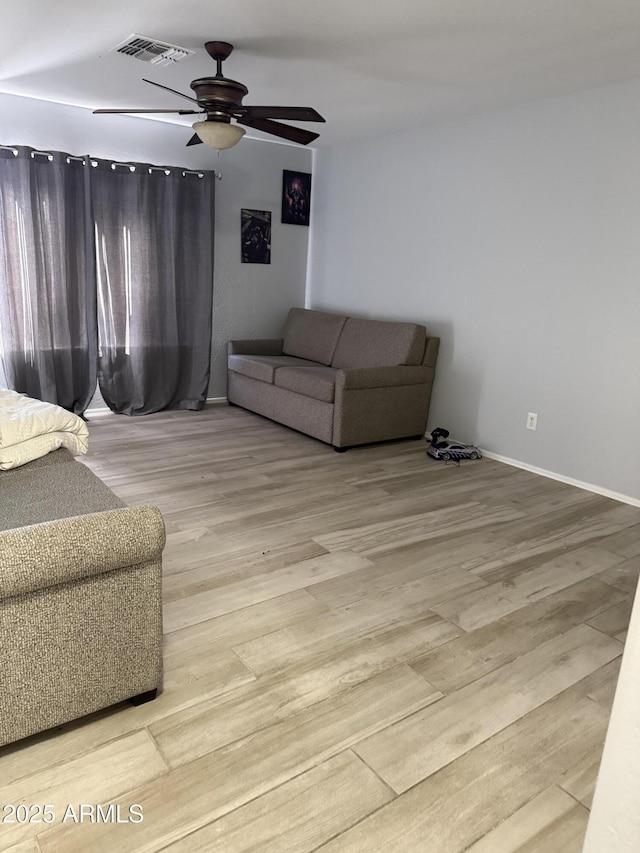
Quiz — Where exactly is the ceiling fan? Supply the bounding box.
[93,41,325,150]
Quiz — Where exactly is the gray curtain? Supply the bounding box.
[0,147,97,414]
[0,148,215,417]
[92,160,215,415]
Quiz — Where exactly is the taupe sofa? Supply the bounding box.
[0,449,165,747]
[228,307,439,449]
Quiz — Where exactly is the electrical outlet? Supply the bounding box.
[527,412,538,431]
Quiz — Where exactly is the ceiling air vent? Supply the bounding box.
[111,34,195,67]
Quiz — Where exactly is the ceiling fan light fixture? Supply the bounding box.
[192,120,245,150]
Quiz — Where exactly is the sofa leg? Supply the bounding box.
[333,446,348,453]
[130,688,158,707]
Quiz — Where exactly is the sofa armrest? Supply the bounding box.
[227,338,284,356]
[336,365,431,391]
[423,335,440,368]
[0,505,165,601]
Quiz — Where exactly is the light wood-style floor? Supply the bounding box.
[2,405,639,853]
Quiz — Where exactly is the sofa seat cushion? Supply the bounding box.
[332,318,427,368]
[0,447,74,475]
[228,354,320,384]
[0,460,124,532]
[274,365,338,403]
[282,308,348,365]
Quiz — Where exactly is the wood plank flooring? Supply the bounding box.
[2,405,639,852]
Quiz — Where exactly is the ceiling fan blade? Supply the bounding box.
[142,78,199,104]
[186,133,203,147]
[235,106,325,122]
[93,108,201,115]
[236,117,320,145]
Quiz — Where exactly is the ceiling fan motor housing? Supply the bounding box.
[190,77,249,118]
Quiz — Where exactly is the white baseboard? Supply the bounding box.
[481,450,640,509]
[85,407,113,417]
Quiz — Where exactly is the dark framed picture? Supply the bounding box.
[241,209,271,264]
[281,170,312,226]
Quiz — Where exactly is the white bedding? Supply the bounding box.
[0,389,89,470]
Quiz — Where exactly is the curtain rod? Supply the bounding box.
[0,146,222,178]
[181,169,223,180]
[0,147,84,164]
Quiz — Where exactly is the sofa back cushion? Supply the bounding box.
[331,318,427,369]
[282,308,348,366]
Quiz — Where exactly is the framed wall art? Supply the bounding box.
[241,209,271,264]
[281,170,312,226]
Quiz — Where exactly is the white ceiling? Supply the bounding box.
[4,0,640,148]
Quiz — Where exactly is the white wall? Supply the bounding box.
[309,79,640,503]
[0,93,311,398]
[583,580,640,852]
